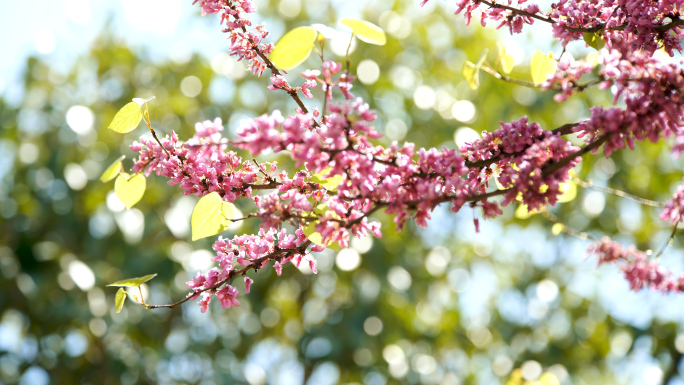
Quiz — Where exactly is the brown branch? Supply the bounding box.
[146,240,312,309]
[478,0,684,34]
[542,133,610,176]
[479,0,555,24]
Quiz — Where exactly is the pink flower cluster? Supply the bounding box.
[140,0,684,312]
[542,55,597,102]
[660,183,684,225]
[186,228,318,311]
[460,117,578,211]
[193,0,271,75]
[423,0,684,56]
[570,42,684,159]
[433,0,541,34]
[551,0,684,55]
[131,120,278,202]
[589,237,684,293]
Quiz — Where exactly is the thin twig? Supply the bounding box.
[481,64,540,88]
[652,220,680,259]
[573,178,665,207]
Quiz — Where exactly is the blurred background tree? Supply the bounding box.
[3,1,684,385]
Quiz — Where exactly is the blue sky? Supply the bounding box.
[0,0,229,104]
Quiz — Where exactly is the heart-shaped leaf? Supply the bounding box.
[100,155,126,183]
[583,32,605,51]
[108,273,157,288]
[108,102,143,133]
[531,50,557,85]
[115,288,126,313]
[269,26,317,71]
[340,19,386,46]
[114,173,146,209]
[191,192,239,241]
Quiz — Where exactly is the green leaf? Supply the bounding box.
[115,173,146,209]
[108,273,157,287]
[100,155,126,183]
[583,32,606,51]
[310,168,344,190]
[108,102,143,133]
[530,50,557,85]
[340,18,386,45]
[269,26,317,71]
[190,192,239,241]
[115,288,126,313]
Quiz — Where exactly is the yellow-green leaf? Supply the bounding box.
[463,62,479,90]
[269,26,317,71]
[108,273,157,287]
[303,204,341,251]
[515,204,545,219]
[531,50,557,85]
[100,155,126,183]
[303,222,340,251]
[340,18,386,45]
[114,173,146,209]
[476,49,488,67]
[556,179,577,203]
[311,23,338,40]
[311,168,344,190]
[551,223,564,236]
[501,54,515,74]
[497,42,515,74]
[115,288,126,313]
[108,102,143,133]
[132,96,156,105]
[190,192,239,241]
[583,32,605,51]
[463,49,489,90]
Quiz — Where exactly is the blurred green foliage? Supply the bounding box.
[3,1,684,385]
